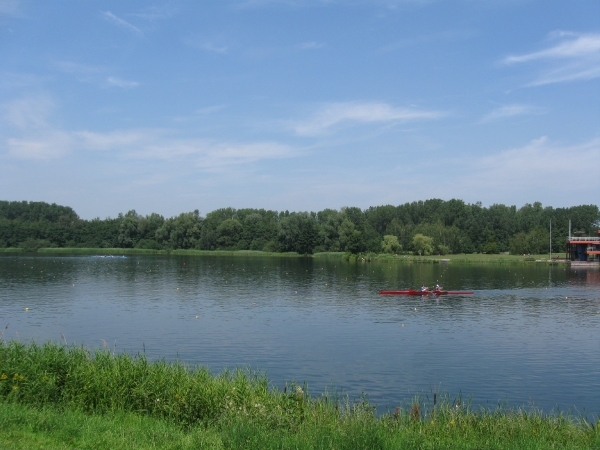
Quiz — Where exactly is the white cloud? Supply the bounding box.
[503,32,600,86]
[464,137,600,193]
[2,95,295,168]
[183,35,230,54]
[292,101,444,136]
[53,60,103,75]
[0,0,20,16]
[195,104,228,115]
[504,33,600,64]
[201,42,229,54]
[7,132,73,159]
[128,5,177,22]
[479,104,544,123]
[3,96,54,129]
[106,76,139,88]
[78,131,294,169]
[101,11,142,34]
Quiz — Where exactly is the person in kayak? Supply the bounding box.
[434,284,443,292]
[420,285,428,292]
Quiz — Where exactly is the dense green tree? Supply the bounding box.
[1,199,598,255]
[278,212,317,254]
[216,219,243,249]
[381,235,401,254]
[338,219,364,253]
[412,233,433,256]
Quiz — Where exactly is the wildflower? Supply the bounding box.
[450,420,455,425]
[12,385,18,390]
[0,373,7,380]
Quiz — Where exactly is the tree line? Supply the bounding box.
[1,199,598,255]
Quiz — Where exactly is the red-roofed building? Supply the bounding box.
[566,230,600,263]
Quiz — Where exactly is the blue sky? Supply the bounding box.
[1,0,599,219]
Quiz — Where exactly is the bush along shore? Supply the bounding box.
[0,341,598,449]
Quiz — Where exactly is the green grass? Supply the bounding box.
[36,247,168,255]
[34,248,301,257]
[368,252,570,265]
[0,341,598,449]
[10,247,576,265]
[313,252,346,258]
[0,401,223,449]
[171,249,301,257]
[0,248,23,253]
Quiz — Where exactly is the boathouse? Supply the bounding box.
[566,230,600,263]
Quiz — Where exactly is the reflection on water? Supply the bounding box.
[1,254,599,416]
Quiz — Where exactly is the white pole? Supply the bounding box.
[549,219,552,261]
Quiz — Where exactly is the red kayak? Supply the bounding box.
[379,289,474,296]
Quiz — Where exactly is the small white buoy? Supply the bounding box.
[25,307,29,311]
[195,315,199,319]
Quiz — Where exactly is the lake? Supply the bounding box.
[1,254,599,417]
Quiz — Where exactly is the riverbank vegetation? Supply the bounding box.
[1,199,598,256]
[0,341,597,449]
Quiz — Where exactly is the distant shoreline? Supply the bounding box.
[0,247,578,265]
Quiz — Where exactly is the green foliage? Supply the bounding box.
[412,234,433,256]
[509,227,550,255]
[0,199,598,256]
[483,241,499,254]
[381,235,401,254]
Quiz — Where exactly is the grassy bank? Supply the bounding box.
[8,247,573,265]
[36,247,168,255]
[361,252,570,265]
[0,248,23,253]
[171,249,301,257]
[0,341,597,449]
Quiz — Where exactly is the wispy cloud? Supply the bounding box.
[53,60,104,75]
[2,96,74,159]
[195,104,228,115]
[183,35,230,54]
[479,104,545,123]
[106,76,139,88]
[128,5,177,22]
[76,130,295,169]
[503,32,600,86]
[292,101,444,136]
[462,137,600,194]
[7,132,73,159]
[0,0,20,17]
[2,97,295,168]
[101,11,142,34]
[201,42,229,54]
[3,96,54,130]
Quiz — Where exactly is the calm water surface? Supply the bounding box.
[1,254,599,416]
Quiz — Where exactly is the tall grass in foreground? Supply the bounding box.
[0,341,598,449]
